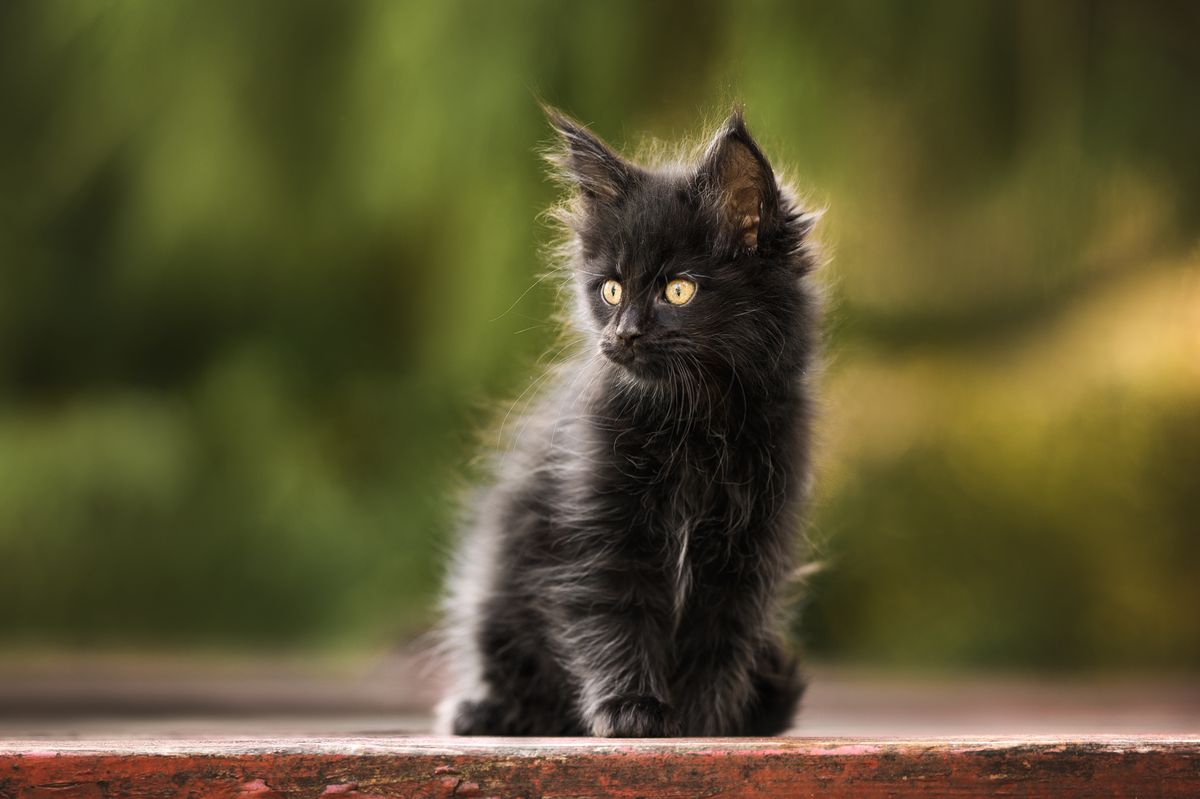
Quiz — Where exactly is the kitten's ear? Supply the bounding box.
[543,105,634,206]
[698,109,779,252]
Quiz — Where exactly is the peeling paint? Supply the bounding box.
[0,736,1197,798]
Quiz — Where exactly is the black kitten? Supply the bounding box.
[436,107,821,737]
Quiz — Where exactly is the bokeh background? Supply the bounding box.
[2,0,1197,674]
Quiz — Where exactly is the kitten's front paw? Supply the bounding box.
[591,695,678,737]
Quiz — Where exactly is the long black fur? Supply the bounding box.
[436,107,821,737]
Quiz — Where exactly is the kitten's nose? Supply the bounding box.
[617,329,642,348]
[615,311,643,347]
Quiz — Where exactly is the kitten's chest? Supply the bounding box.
[578,405,794,625]
[608,420,776,542]
[617,429,773,621]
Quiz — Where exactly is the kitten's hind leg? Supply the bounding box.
[740,641,806,736]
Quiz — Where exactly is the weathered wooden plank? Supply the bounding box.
[2,736,1198,798]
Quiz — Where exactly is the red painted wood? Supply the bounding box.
[2,736,1198,798]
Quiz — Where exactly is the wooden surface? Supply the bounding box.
[2,735,1199,798]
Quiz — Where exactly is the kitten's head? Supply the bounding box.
[545,106,818,390]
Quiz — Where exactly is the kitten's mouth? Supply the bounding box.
[600,339,669,380]
[600,339,636,366]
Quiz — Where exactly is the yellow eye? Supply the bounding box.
[664,278,697,305]
[601,279,623,305]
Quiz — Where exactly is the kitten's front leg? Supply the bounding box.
[673,568,785,735]
[543,559,679,737]
[590,693,676,737]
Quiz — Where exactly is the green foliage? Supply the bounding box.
[1,1,1196,667]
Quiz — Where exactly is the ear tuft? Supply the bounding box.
[698,109,778,252]
[542,104,633,205]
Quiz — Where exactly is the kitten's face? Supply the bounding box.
[547,108,811,387]
[582,177,749,383]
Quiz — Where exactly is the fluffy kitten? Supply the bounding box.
[436,106,821,737]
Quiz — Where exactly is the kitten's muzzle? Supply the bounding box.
[600,331,641,365]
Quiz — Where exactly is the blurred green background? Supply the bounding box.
[1,0,1197,671]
